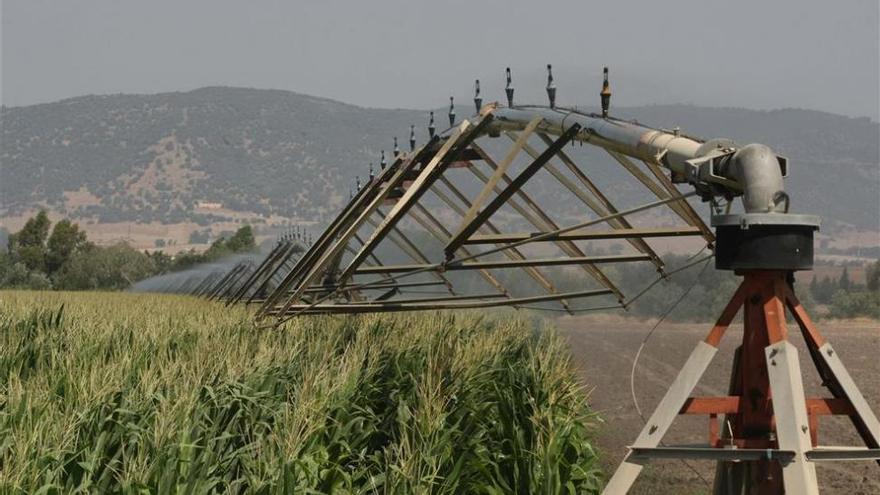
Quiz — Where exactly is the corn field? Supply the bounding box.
[0,290,602,493]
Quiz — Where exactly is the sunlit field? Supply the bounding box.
[1,290,601,493]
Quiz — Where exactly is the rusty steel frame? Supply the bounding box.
[228,239,304,305]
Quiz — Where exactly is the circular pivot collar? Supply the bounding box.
[712,213,820,271]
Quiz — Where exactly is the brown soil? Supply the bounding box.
[558,316,880,494]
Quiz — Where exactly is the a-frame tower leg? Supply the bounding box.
[603,271,879,494]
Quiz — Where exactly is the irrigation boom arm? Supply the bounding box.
[482,104,789,214]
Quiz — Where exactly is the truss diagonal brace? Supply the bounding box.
[449,116,544,246]
[444,123,582,258]
[432,177,571,313]
[270,142,439,318]
[335,114,495,288]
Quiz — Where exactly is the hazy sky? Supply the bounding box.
[2,0,878,119]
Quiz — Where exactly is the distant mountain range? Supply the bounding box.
[2,87,878,232]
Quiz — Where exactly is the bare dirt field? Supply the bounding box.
[558,315,880,494]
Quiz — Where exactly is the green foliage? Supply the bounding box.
[867,259,880,292]
[0,292,602,493]
[829,290,880,319]
[810,275,839,304]
[45,219,89,274]
[189,229,211,244]
[169,226,256,272]
[838,267,851,292]
[2,211,258,291]
[226,225,254,253]
[14,210,51,249]
[0,253,52,289]
[53,244,160,291]
[9,210,51,271]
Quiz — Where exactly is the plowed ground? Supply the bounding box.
[559,316,880,494]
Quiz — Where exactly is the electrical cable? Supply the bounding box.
[628,248,714,487]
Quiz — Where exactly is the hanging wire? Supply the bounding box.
[627,246,714,487]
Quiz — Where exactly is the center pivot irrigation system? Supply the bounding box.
[194,65,878,494]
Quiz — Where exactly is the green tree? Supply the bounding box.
[54,243,157,290]
[838,267,851,292]
[12,210,51,271]
[829,290,880,319]
[45,219,89,275]
[0,251,51,289]
[226,225,255,252]
[867,259,880,292]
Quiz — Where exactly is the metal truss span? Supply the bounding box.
[189,97,730,325]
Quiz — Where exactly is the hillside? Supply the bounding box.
[2,87,878,233]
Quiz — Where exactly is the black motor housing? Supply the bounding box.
[712,214,819,271]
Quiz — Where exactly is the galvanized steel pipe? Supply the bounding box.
[477,105,786,213]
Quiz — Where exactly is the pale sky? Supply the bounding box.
[2,0,878,120]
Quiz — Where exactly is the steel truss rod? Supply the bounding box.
[191,271,220,296]
[334,115,495,293]
[368,208,455,293]
[432,176,571,312]
[267,292,507,313]
[257,150,412,315]
[276,191,696,323]
[450,116,544,245]
[273,288,615,316]
[248,249,302,304]
[274,124,470,318]
[354,254,650,274]
[303,280,446,293]
[463,226,703,244]
[606,150,713,241]
[213,262,255,301]
[407,203,510,296]
[445,123,581,255]
[464,143,623,299]
[245,244,294,304]
[230,241,301,305]
[641,157,714,243]
[227,241,286,304]
[205,263,247,300]
[263,140,436,318]
[519,132,665,269]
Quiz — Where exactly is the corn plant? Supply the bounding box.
[0,290,602,494]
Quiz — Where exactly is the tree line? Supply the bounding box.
[809,263,880,319]
[1,211,255,291]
